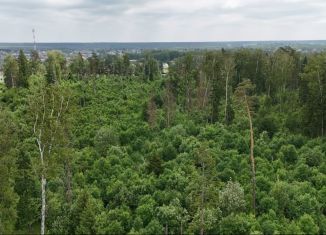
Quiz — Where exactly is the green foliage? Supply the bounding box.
[17,50,30,88]
[300,53,326,137]
[0,110,19,234]
[3,54,19,88]
[94,126,120,156]
[69,53,86,79]
[0,48,325,234]
[300,146,323,167]
[143,54,160,81]
[297,214,319,234]
[219,213,260,235]
[278,144,298,164]
[219,181,246,216]
[282,221,302,234]
[95,208,131,234]
[45,51,66,83]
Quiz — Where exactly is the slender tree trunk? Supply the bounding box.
[64,161,73,204]
[268,84,271,97]
[41,174,46,235]
[317,71,324,136]
[200,205,204,235]
[200,162,205,235]
[203,75,209,109]
[200,213,204,235]
[165,224,168,235]
[11,71,15,88]
[200,206,204,235]
[167,108,170,127]
[186,77,191,112]
[210,59,216,123]
[322,111,324,137]
[180,221,183,235]
[41,141,46,235]
[245,95,256,216]
[224,70,229,122]
[36,128,46,235]
[166,85,171,127]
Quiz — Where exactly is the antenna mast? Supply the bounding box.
[32,28,36,50]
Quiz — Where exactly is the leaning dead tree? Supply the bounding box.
[29,77,71,235]
[234,79,257,216]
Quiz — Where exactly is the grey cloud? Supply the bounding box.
[0,0,325,41]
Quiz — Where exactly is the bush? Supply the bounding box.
[219,213,260,235]
[219,181,246,216]
[94,126,119,155]
[297,214,319,234]
[300,147,323,167]
[279,144,298,164]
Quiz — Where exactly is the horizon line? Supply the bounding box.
[0,39,326,44]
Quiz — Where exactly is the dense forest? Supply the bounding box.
[0,47,326,235]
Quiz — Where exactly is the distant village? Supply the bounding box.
[1,40,326,85]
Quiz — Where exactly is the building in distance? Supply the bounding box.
[162,63,169,75]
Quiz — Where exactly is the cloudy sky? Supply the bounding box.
[0,0,325,42]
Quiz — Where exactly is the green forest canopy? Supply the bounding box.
[0,48,325,234]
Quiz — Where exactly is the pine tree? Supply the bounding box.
[235,79,257,216]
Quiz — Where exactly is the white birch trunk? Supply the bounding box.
[41,174,46,235]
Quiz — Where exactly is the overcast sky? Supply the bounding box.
[0,0,325,42]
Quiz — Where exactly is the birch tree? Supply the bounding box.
[28,75,71,235]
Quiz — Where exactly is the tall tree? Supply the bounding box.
[88,52,100,75]
[145,95,157,128]
[300,53,326,137]
[14,144,39,232]
[30,50,42,75]
[163,80,176,127]
[122,54,130,76]
[207,53,223,122]
[187,143,219,235]
[234,79,257,216]
[271,48,296,112]
[69,53,86,80]
[234,49,267,94]
[199,52,215,112]
[0,110,19,234]
[221,54,235,124]
[45,51,66,83]
[28,75,72,235]
[143,54,159,81]
[3,54,19,88]
[17,49,30,87]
